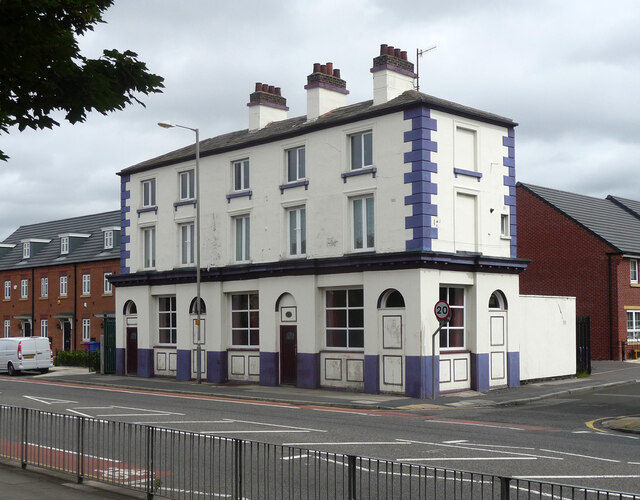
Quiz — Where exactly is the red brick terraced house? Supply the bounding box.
[0,212,120,355]
[517,183,640,360]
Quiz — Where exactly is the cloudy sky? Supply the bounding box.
[1,0,638,239]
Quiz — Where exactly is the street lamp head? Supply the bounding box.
[157,121,175,129]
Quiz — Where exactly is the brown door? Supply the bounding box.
[279,325,297,385]
[126,327,138,375]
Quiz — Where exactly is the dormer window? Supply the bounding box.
[22,242,30,259]
[104,230,113,250]
[60,236,69,255]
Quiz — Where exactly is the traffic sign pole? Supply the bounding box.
[432,301,451,399]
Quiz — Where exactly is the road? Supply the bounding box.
[0,374,638,495]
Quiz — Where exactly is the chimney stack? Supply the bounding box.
[304,62,349,121]
[247,82,289,131]
[370,44,416,105]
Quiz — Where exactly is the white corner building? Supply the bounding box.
[111,44,575,397]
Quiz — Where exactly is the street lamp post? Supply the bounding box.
[158,121,202,383]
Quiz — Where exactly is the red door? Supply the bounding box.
[280,325,297,385]
[126,327,138,375]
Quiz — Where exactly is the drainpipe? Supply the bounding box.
[31,268,35,336]
[73,263,77,351]
[608,254,614,360]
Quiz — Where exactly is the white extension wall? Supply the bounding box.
[518,295,576,381]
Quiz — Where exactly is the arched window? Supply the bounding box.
[488,290,508,310]
[123,300,137,315]
[189,297,207,315]
[377,289,406,309]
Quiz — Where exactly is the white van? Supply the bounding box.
[0,337,53,375]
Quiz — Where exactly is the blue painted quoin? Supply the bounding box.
[403,106,438,251]
[137,348,154,378]
[176,349,191,381]
[502,129,517,258]
[206,351,228,383]
[470,352,490,392]
[405,355,438,398]
[260,351,279,386]
[364,354,379,394]
[115,347,125,375]
[507,351,520,387]
[297,353,320,389]
[120,175,131,274]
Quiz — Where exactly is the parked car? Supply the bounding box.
[0,337,53,375]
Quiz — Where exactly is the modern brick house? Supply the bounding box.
[517,183,640,360]
[111,44,576,397]
[0,212,120,354]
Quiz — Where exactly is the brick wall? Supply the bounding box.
[0,260,118,354]
[517,186,617,360]
[612,256,640,358]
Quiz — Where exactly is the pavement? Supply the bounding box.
[1,359,639,498]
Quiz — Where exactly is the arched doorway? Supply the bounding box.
[123,300,138,375]
[276,293,297,385]
[488,290,508,388]
[377,289,406,393]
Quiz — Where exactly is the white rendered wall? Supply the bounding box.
[430,110,512,257]
[518,295,576,381]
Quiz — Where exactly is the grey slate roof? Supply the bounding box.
[0,211,120,270]
[120,90,517,175]
[518,183,640,255]
[607,195,640,220]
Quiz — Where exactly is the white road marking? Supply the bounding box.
[132,420,229,424]
[397,439,563,461]
[629,462,640,465]
[423,419,525,431]
[201,430,310,434]
[594,393,640,398]
[515,475,640,479]
[443,439,468,444]
[228,418,326,432]
[283,441,411,446]
[399,457,536,461]
[24,395,78,405]
[539,448,620,463]
[67,409,93,418]
[463,443,535,450]
[65,405,184,419]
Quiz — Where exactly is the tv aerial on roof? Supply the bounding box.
[416,45,437,93]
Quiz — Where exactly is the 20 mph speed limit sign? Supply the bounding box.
[434,300,451,321]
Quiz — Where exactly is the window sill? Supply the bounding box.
[226,190,252,202]
[174,200,197,211]
[630,283,640,287]
[102,293,113,297]
[440,349,470,355]
[453,168,482,181]
[279,179,309,194]
[341,167,377,183]
[321,349,365,354]
[154,344,176,349]
[228,347,260,351]
[500,235,511,241]
[137,206,158,216]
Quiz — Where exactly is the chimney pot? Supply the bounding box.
[320,64,326,74]
[275,87,281,96]
[255,82,262,91]
[394,48,401,57]
[333,68,341,78]
[313,62,321,73]
[268,85,275,94]
[380,44,388,55]
[387,45,395,56]
[400,51,407,61]
[326,62,333,74]
[261,83,268,92]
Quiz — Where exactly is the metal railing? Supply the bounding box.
[0,404,637,499]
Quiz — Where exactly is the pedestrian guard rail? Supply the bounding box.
[0,404,638,500]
